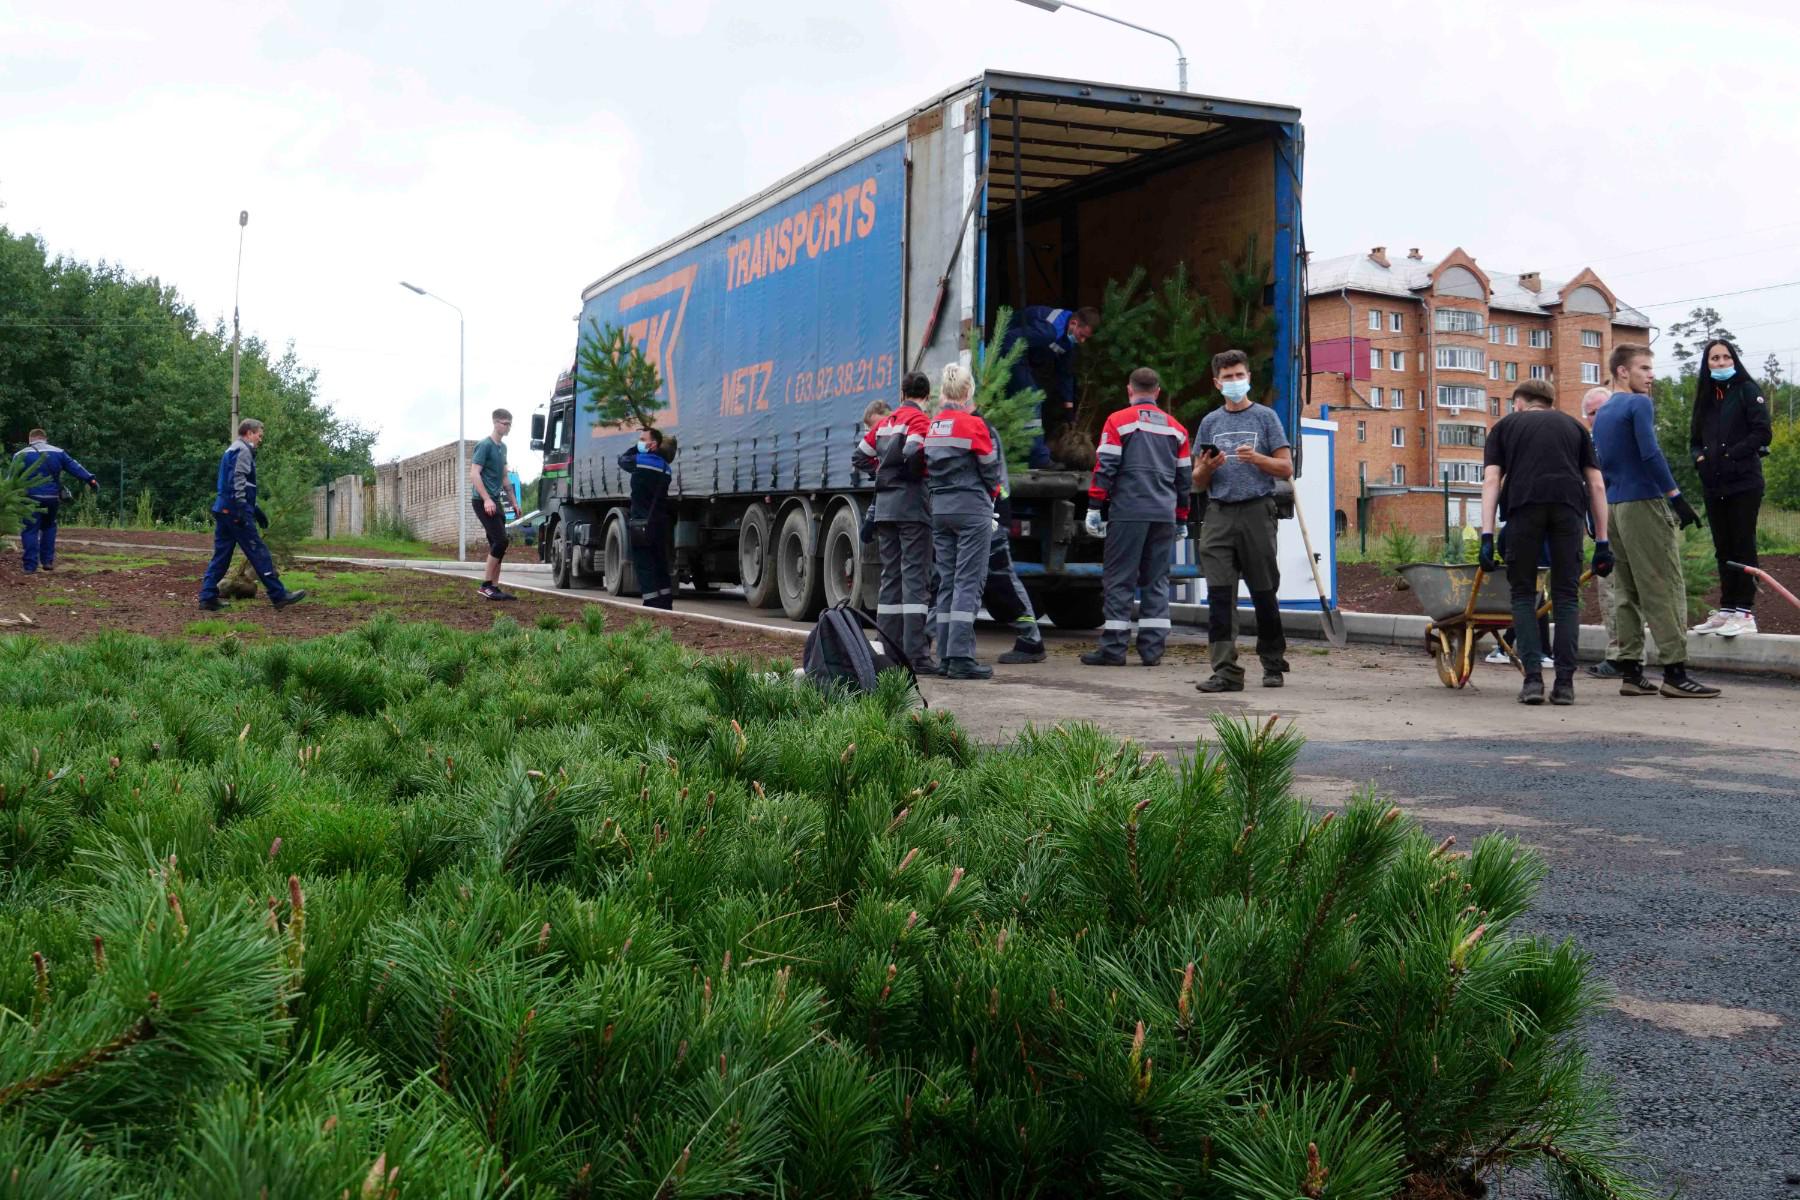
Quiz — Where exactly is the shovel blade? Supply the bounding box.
[1319,601,1348,648]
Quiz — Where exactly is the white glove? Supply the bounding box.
[1084,509,1107,538]
[992,513,1001,532]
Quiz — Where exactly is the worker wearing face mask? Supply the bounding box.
[619,428,676,609]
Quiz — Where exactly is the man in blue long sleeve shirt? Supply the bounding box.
[1590,344,1717,698]
[1002,305,1099,467]
[197,418,305,611]
[12,427,98,572]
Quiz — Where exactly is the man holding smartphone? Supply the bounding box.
[1192,350,1293,692]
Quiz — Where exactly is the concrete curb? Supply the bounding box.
[1170,602,1800,679]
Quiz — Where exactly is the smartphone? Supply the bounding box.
[1199,443,1220,457]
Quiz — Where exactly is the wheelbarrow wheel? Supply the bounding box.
[1433,626,1471,688]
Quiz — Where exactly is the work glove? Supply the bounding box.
[1669,493,1702,529]
[87,478,100,491]
[1084,508,1107,538]
[1591,540,1614,578]
[1478,532,1501,574]
[254,506,270,530]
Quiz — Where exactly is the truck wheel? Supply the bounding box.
[550,521,573,589]
[1043,589,1105,631]
[776,506,825,621]
[738,505,779,609]
[821,503,866,610]
[601,512,639,597]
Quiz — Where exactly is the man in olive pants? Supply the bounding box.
[1591,344,1718,698]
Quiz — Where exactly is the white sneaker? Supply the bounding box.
[1485,648,1511,665]
[1690,609,1730,635]
[1717,612,1757,638]
[1540,656,1555,668]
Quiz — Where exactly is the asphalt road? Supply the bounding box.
[430,564,1800,1199]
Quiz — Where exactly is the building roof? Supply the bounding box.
[1308,251,1650,328]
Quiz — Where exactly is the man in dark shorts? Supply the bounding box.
[1480,379,1612,705]
[469,408,517,601]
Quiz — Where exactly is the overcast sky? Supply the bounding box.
[5,0,1797,462]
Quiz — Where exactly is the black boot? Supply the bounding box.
[1550,676,1575,706]
[944,657,993,680]
[1518,674,1545,705]
[1080,649,1126,666]
[999,640,1047,665]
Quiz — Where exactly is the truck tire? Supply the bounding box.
[820,503,869,611]
[738,505,779,609]
[776,506,826,621]
[601,511,639,597]
[550,520,573,589]
[1043,588,1105,631]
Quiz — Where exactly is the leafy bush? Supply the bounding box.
[1376,525,1424,572]
[1764,422,1800,512]
[0,623,1656,1198]
[969,306,1045,474]
[0,457,36,550]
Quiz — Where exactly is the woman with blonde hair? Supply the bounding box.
[921,362,1003,679]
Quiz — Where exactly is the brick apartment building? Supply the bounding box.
[1303,246,1650,539]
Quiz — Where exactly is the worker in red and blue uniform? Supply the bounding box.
[619,428,675,609]
[1083,366,1191,667]
[925,363,1005,680]
[852,372,935,670]
[12,427,97,573]
[198,418,305,610]
[1002,305,1100,467]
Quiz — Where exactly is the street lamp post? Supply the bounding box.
[1012,0,1188,92]
[230,210,248,439]
[400,282,468,562]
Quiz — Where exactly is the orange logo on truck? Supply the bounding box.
[725,176,878,292]
[614,263,699,428]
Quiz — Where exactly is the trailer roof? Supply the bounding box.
[580,71,1300,303]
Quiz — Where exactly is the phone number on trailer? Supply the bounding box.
[784,355,896,406]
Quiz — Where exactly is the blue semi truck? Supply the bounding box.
[534,70,1305,628]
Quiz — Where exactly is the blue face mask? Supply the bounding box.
[636,440,649,454]
[1709,367,1735,382]
[1220,379,1252,400]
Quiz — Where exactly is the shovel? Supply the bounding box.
[1292,493,1347,648]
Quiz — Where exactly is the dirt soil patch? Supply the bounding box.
[0,551,799,661]
[51,526,454,559]
[1339,554,1800,636]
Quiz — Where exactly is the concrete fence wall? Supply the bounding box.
[309,474,370,539]
[310,439,479,546]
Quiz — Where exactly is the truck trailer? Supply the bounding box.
[535,70,1305,629]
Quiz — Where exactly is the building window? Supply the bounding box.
[1528,329,1551,349]
[1358,461,1368,485]
[1440,460,1484,484]
[1389,350,1405,370]
[1504,362,1519,381]
[1418,390,1426,411]
[1369,310,1382,329]
[1435,385,1486,411]
[1436,347,1485,372]
[1529,365,1551,381]
[1371,347,1381,371]
[1435,308,1483,333]
[1391,464,1406,486]
[1489,324,1501,344]
[1395,391,1408,409]
[1390,312,1403,332]
[1419,352,1426,371]
[1371,387,1384,406]
[1391,426,1405,448]
[1506,325,1519,345]
[1489,398,1501,415]
[1489,362,1499,380]
[1439,424,1487,448]
[1582,330,1602,348]
[1357,420,1367,442]
[1581,362,1602,384]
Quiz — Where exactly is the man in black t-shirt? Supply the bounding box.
[1480,380,1614,705]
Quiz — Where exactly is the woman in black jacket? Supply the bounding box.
[1688,338,1772,636]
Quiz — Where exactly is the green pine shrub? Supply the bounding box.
[0,621,1658,1198]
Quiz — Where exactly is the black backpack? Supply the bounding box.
[802,601,927,704]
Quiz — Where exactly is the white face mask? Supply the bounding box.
[637,440,649,454]
[1221,379,1252,401]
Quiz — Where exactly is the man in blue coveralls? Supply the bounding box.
[12,426,98,573]
[1002,305,1099,468]
[197,418,306,611]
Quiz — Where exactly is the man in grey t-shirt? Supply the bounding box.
[1193,349,1293,693]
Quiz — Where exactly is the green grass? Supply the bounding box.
[1757,506,1800,555]
[0,619,1655,1199]
[300,532,445,559]
[183,618,263,637]
[30,596,74,607]
[56,551,168,573]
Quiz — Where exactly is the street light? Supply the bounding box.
[400,281,468,562]
[1011,0,1187,92]
[230,210,248,439]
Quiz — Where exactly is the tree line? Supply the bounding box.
[0,226,374,522]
